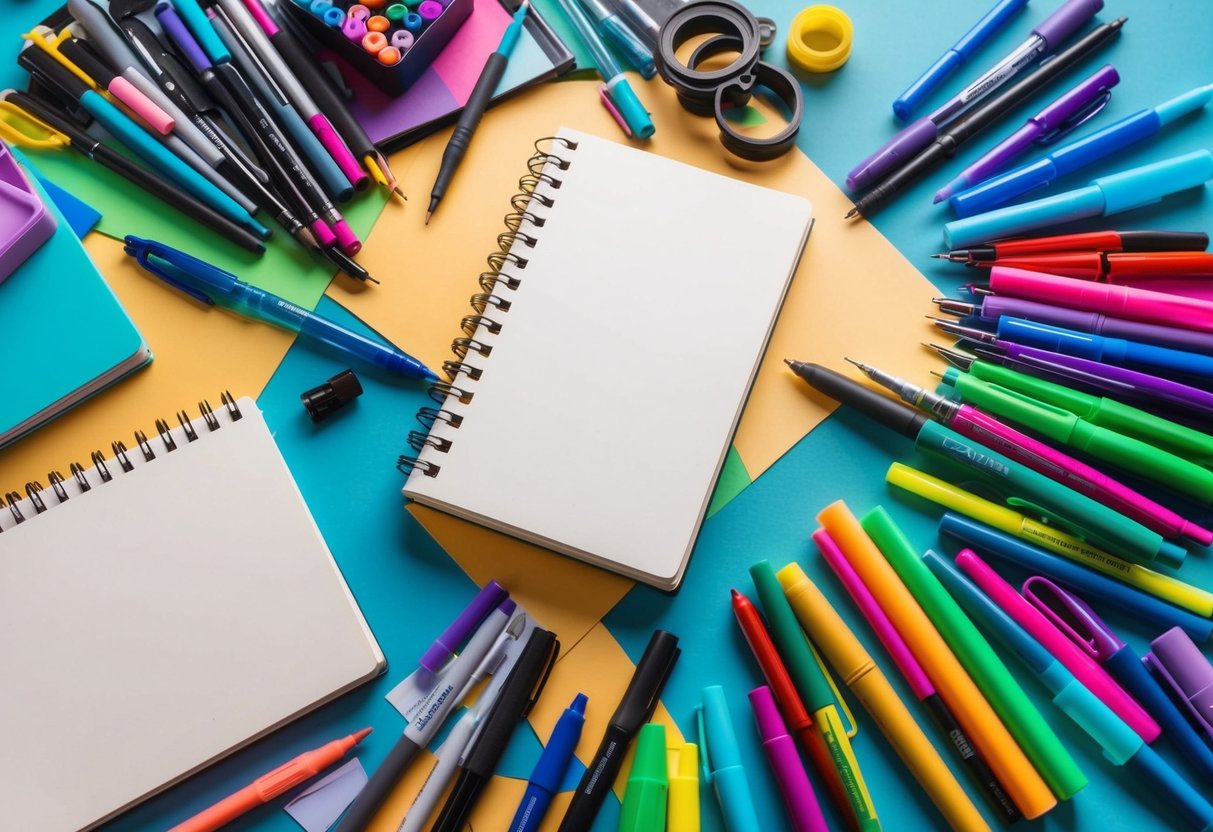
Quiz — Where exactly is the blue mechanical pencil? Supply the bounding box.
[123,236,437,381]
[508,693,588,831]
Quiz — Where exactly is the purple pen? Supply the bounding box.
[749,686,828,832]
[418,580,509,672]
[935,64,1119,202]
[846,0,1104,191]
[1145,627,1213,742]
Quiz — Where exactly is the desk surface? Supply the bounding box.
[4,1,1213,830]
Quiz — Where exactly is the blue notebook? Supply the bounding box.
[0,178,150,448]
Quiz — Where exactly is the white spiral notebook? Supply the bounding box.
[401,128,813,589]
[0,396,384,831]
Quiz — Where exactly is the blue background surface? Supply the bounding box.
[5,0,1213,829]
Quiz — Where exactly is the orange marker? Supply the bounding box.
[362,31,389,55]
[367,14,391,31]
[168,728,372,832]
[377,46,402,65]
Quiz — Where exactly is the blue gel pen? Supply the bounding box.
[893,0,1029,121]
[998,317,1213,383]
[925,552,1213,832]
[508,693,587,831]
[951,83,1213,216]
[123,236,437,381]
[578,0,655,78]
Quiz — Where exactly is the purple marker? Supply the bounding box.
[935,64,1119,202]
[418,0,443,22]
[749,686,828,832]
[1145,627,1213,742]
[846,0,1103,191]
[418,579,509,672]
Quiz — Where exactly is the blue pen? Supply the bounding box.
[1025,578,1213,784]
[926,551,1213,832]
[998,317,1213,383]
[893,0,1030,120]
[944,150,1213,248]
[508,693,587,832]
[951,83,1213,216]
[123,236,437,381]
[578,0,655,78]
[697,685,760,832]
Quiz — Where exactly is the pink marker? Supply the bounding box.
[990,266,1213,334]
[343,16,368,41]
[749,686,829,832]
[955,549,1161,742]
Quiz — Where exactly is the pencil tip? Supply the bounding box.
[844,208,859,219]
[424,211,431,225]
[930,253,947,259]
[353,727,373,743]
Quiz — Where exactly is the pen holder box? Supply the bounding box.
[283,0,473,96]
[0,144,55,286]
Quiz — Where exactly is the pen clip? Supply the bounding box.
[21,26,98,92]
[694,706,713,783]
[807,638,857,738]
[1004,496,1094,542]
[1035,88,1112,145]
[0,97,69,149]
[521,633,559,719]
[122,235,219,305]
[1022,577,1122,661]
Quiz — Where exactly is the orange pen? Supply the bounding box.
[169,728,372,832]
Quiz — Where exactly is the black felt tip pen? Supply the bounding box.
[557,630,680,831]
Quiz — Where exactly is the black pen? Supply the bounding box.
[426,0,530,224]
[431,627,559,832]
[847,16,1125,220]
[557,629,680,831]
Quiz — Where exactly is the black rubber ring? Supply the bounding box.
[713,61,803,161]
[656,0,761,117]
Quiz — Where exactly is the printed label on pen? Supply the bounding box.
[1021,526,1133,577]
[965,424,1068,480]
[584,740,617,795]
[940,436,1010,477]
[818,707,878,826]
[959,44,1042,104]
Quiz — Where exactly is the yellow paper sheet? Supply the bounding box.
[335,78,938,487]
[0,233,293,486]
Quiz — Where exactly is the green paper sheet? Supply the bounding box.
[707,444,752,517]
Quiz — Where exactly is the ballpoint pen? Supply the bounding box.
[508,693,587,832]
[1025,579,1213,783]
[943,148,1213,247]
[0,91,265,254]
[123,236,434,380]
[848,0,1104,191]
[750,560,880,831]
[697,685,762,832]
[431,628,559,832]
[748,686,829,832]
[848,16,1126,219]
[398,707,480,832]
[334,598,516,832]
[558,630,679,830]
[949,84,1213,216]
[780,555,998,832]
[426,0,531,224]
[968,251,1213,281]
[934,64,1119,202]
[892,0,1029,121]
[618,722,669,832]
[815,529,1021,822]
[578,0,655,78]
[789,360,1186,567]
[168,729,372,832]
[937,230,1211,262]
[848,357,1202,553]
[927,551,1213,832]
[550,0,654,139]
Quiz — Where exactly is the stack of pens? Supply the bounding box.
[5,0,402,281]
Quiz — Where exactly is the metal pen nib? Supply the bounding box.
[927,316,998,344]
[933,297,979,317]
[924,343,976,371]
[846,357,959,420]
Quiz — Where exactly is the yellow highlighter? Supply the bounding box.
[667,742,700,832]
[778,561,992,832]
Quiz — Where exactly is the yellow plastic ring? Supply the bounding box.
[787,5,853,73]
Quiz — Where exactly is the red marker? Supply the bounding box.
[936,230,1209,263]
[169,728,372,832]
[964,251,1213,282]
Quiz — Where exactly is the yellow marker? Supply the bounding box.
[886,463,1213,618]
[779,562,992,832]
[666,742,700,832]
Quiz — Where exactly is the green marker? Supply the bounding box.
[939,369,1213,504]
[750,560,881,832]
[618,723,668,832]
[860,506,1088,801]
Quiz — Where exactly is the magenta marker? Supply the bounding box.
[418,0,443,21]
[419,580,510,672]
[343,15,368,41]
[749,686,828,832]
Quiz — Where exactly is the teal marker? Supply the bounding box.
[697,686,761,832]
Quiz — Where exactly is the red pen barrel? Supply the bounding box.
[168,785,265,832]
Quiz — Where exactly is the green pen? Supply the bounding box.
[860,507,1088,800]
[963,358,1213,465]
[939,369,1213,505]
[750,560,882,832]
[618,723,668,832]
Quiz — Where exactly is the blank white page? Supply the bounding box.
[406,129,812,588]
[0,400,384,831]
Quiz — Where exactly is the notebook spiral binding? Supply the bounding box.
[397,136,580,479]
[0,392,243,532]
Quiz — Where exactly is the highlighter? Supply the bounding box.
[618,723,668,832]
[859,508,1086,800]
[696,685,762,832]
[667,742,700,832]
[778,560,991,832]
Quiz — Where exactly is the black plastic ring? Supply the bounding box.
[713,61,802,161]
[657,0,761,117]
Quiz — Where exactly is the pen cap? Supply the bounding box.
[894,51,963,120]
[1034,0,1103,49]
[666,742,700,832]
[750,561,834,710]
[1155,83,1213,125]
[614,630,680,732]
[1150,627,1213,730]
[300,370,363,423]
[953,0,1030,57]
[747,685,789,743]
[605,78,655,139]
[1093,150,1213,215]
[618,723,668,832]
[1022,576,1123,660]
[698,685,744,774]
[776,562,872,686]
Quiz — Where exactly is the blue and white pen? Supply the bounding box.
[508,693,588,831]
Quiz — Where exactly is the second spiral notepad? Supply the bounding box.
[399,127,814,589]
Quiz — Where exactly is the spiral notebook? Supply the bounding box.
[400,128,813,589]
[0,395,384,832]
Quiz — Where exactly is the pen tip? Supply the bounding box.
[783,358,794,368]
[393,186,407,201]
[930,254,947,259]
[424,211,432,225]
[365,274,381,285]
[352,727,373,743]
[844,208,858,219]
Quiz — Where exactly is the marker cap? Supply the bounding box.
[618,723,669,832]
[1150,627,1213,733]
[606,77,654,139]
[1033,0,1103,49]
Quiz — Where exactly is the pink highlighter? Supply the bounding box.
[748,685,829,832]
[955,549,1161,742]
